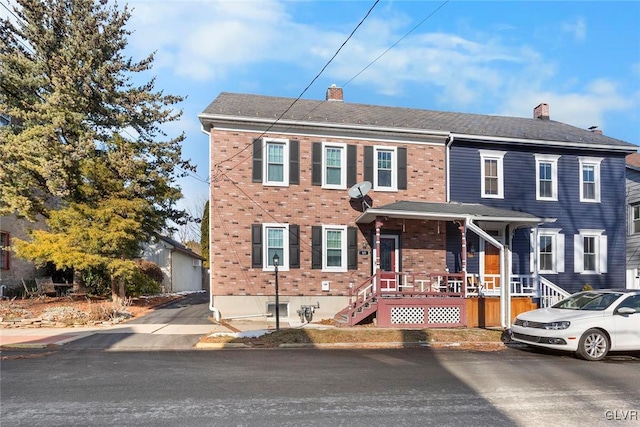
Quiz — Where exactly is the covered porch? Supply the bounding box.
[336,201,559,329]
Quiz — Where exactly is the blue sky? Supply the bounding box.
[3,0,640,226]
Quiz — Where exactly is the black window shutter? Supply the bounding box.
[347,145,357,187]
[398,147,407,190]
[289,225,300,269]
[290,140,299,185]
[252,139,262,183]
[312,142,322,186]
[311,226,322,269]
[364,146,373,183]
[347,226,358,270]
[251,224,262,268]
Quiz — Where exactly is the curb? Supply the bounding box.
[194,341,507,350]
[1,343,61,349]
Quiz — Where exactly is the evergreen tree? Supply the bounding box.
[0,0,192,219]
[200,201,210,269]
[1,0,194,299]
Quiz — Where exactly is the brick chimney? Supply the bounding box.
[533,103,549,120]
[326,84,343,102]
[589,126,603,135]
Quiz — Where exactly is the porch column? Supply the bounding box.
[458,221,467,273]
[375,218,383,270]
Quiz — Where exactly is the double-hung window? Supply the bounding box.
[375,147,396,191]
[323,226,347,271]
[253,138,299,186]
[535,154,560,201]
[252,223,300,271]
[0,231,9,270]
[579,157,602,202]
[479,150,505,198]
[574,229,607,274]
[265,140,288,185]
[363,146,407,192]
[533,229,564,274]
[312,225,358,271]
[266,225,286,269]
[632,204,640,234]
[323,143,346,189]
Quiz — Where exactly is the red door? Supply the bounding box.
[378,237,397,291]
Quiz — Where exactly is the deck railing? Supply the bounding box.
[349,271,557,309]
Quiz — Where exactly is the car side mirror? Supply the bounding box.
[617,307,637,315]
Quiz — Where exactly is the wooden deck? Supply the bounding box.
[337,271,539,328]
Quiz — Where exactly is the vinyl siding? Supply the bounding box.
[450,142,628,292]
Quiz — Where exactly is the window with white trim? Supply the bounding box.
[632,204,640,234]
[535,154,560,201]
[479,150,505,198]
[323,143,346,189]
[374,146,397,191]
[533,229,564,274]
[574,229,607,274]
[264,224,289,271]
[579,157,602,202]
[323,225,347,272]
[264,139,289,186]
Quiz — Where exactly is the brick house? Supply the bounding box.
[199,87,637,328]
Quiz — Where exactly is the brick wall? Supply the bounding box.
[209,130,447,299]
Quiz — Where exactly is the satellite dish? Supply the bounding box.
[348,181,372,199]
[348,181,372,210]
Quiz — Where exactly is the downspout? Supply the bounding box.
[466,218,510,329]
[445,135,454,202]
[201,124,221,322]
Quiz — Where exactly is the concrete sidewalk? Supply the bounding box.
[0,322,233,349]
[0,316,334,349]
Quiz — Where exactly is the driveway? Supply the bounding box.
[64,291,225,351]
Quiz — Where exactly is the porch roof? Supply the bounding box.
[355,200,551,225]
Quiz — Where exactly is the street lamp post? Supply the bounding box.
[273,253,280,331]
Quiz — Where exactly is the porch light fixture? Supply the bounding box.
[273,253,280,331]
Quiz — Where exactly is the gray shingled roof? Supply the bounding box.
[200,92,636,150]
[356,200,548,224]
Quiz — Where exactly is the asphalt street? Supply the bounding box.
[2,346,639,426]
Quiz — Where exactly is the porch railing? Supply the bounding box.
[347,271,566,317]
[538,276,570,307]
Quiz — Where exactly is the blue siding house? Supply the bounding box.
[447,104,635,298]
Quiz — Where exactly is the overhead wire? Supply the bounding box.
[215,0,450,178]
[214,0,380,169]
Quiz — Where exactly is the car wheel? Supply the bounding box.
[577,328,610,361]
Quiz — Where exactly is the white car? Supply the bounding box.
[510,289,640,361]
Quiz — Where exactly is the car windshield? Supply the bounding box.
[552,292,623,311]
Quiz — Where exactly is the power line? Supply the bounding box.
[344,0,450,88]
[216,0,449,177]
[215,0,380,169]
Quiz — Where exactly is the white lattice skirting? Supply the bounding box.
[390,306,425,324]
[427,306,461,324]
[389,305,462,325]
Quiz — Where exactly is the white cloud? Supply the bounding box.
[561,17,587,42]
[498,78,635,133]
[127,0,320,81]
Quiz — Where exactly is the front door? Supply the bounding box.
[375,235,399,291]
[483,233,502,293]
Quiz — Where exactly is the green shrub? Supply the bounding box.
[126,260,163,296]
[82,266,111,297]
